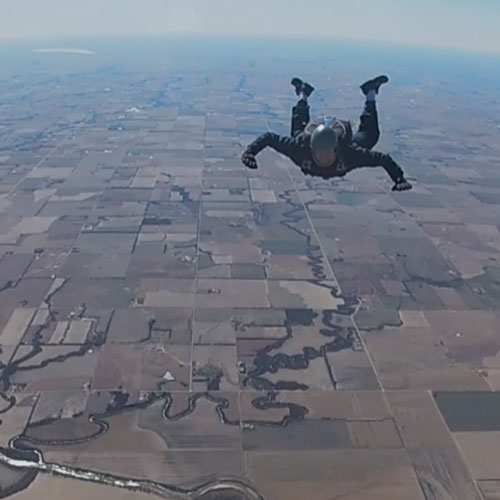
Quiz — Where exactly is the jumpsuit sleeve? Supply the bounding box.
[345,145,405,183]
[245,132,300,159]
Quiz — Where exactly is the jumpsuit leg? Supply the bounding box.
[352,100,380,150]
[290,98,310,137]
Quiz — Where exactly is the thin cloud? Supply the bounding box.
[33,48,95,54]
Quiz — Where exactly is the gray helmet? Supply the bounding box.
[310,124,339,167]
[311,124,338,150]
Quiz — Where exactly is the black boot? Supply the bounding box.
[360,75,389,95]
[291,77,315,97]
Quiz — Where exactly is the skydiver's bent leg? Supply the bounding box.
[290,77,314,137]
[352,96,380,150]
[353,75,388,149]
[290,98,310,138]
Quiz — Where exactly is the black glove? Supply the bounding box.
[241,150,258,170]
[392,177,412,191]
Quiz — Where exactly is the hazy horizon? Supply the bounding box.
[2,0,500,55]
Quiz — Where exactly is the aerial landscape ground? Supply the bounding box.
[0,36,500,499]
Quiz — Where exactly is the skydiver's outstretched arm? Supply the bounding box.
[349,75,411,190]
[246,132,298,157]
[241,132,300,169]
[242,77,314,170]
[345,145,412,191]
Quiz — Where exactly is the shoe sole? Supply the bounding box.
[360,75,389,94]
[302,83,315,97]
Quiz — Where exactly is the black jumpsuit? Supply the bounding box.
[245,98,405,183]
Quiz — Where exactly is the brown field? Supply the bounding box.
[2,37,500,500]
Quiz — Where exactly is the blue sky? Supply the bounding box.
[1,0,499,54]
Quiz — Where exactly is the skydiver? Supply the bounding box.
[241,75,412,192]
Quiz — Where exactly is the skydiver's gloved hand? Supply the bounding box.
[392,177,412,192]
[241,150,258,170]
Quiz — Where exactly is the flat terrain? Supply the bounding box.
[1,37,500,499]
